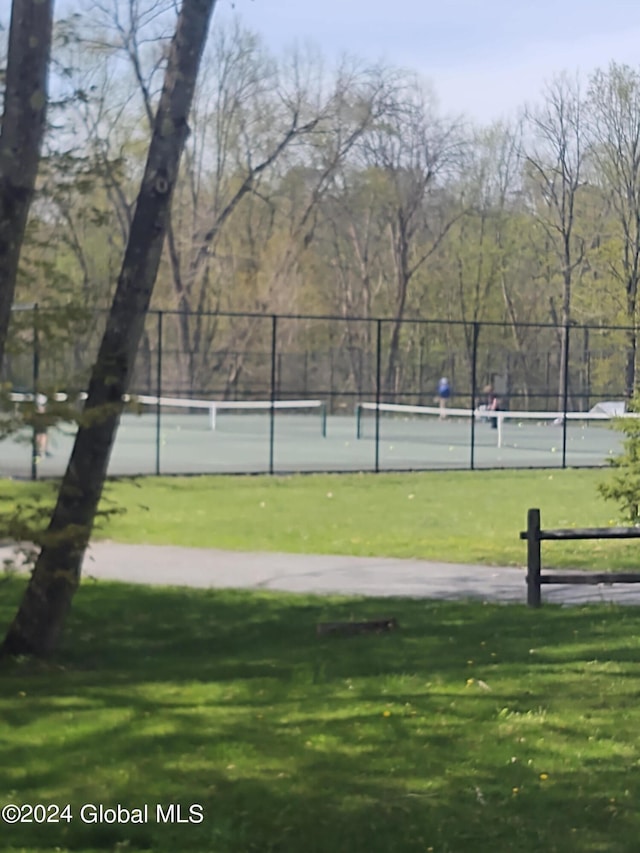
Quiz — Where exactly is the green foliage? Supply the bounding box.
[0,302,128,570]
[0,478,124,584]
[598,397,640,522]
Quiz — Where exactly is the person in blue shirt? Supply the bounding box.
[437,377,450,419]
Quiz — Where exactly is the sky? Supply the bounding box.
[226,0,640,122]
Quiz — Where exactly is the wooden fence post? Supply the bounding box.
[526,508,542,608]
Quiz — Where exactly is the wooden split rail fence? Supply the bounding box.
[520,508,640,607]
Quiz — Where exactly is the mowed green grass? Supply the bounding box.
[0,467,637,568]
[2,578,640,853]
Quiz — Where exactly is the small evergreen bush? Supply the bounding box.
[599,396,640,523]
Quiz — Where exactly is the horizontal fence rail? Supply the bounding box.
[520,508,640,607]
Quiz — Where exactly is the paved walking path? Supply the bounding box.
[4,542,640,606]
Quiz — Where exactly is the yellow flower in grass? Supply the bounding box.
[383,710,391,717]
[539,773,549,781]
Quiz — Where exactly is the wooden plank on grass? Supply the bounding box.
[316,618,398,637]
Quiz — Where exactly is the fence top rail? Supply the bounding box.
[17,304,640,333]
[520,526,640,541]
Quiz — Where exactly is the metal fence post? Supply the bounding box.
[561,323,571,469]
[375,319,382,473]
[269,315,277,475]
[470,322,479,471]
[155,311,163,476]
[526,508,542,608]
[31,303,40,481]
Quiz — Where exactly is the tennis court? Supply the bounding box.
[0,395,625,478]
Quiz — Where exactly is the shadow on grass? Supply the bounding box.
[2,577,640,852]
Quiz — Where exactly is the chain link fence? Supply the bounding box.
[1,307,632,478]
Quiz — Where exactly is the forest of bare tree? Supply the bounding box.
[4,3,640,405]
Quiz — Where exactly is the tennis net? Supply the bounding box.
[355,401,634,450]
[133,395,327,434]
[8,392,328,435]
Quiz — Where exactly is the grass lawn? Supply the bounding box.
[0,467,638,568]
[2,576,640,852]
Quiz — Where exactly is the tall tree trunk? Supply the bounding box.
[557,259,572,411]
[626,330,637,400]
[384,232,410,398]
[558,323,570,412]
[500,273,531,407]
[2,0,219,658]
[626,286,638,399]
[0,0,54,367]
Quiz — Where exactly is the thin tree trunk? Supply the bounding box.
[0,0,54,368]
[2,0,219,658]
[557,266,571,411]
[626,330,637,399]
[626,286,638,398]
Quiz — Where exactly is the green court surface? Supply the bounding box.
[0,407,623,478]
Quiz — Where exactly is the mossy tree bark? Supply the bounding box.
[2,0,219,657]
[0,0,54,366]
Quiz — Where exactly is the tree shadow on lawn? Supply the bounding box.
[2,578,640,709]
[1,708,639,852]
[1,687,639,853]
[10,580,640,672]
[2,580,640,851]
